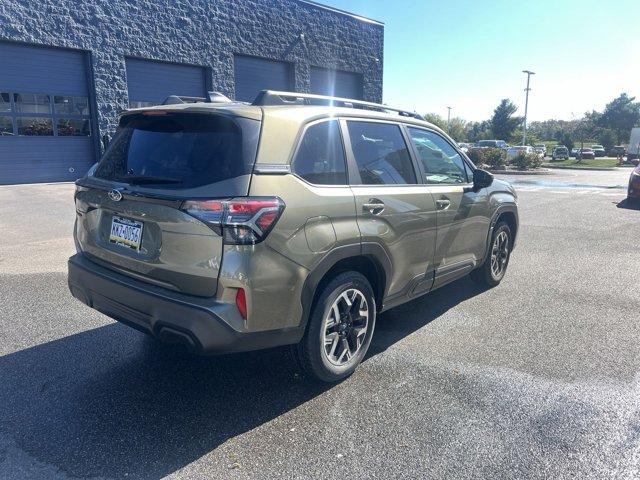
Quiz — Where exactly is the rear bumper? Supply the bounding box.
[68,254,303,354]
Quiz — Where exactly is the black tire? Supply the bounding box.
[295,271,376,383]
[471,221,512,287]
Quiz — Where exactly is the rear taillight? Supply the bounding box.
[182,197,285,245]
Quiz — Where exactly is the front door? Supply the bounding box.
[405,127,491,289]
[343,119,438,300]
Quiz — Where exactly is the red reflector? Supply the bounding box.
[236,288,247,319]
[142,110,168,116]
[256,211,278,231]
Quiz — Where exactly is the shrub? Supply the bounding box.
[466,147,485,166]
[511,152,543,170]
[483,148,507,169]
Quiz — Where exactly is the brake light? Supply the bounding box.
[181,197,285,245]
[236,288,247,319]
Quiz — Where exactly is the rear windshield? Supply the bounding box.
[478,140,497,147]
[94,112,260,189]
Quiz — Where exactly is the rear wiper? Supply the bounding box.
[117,175,182,185]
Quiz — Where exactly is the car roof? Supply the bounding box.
[122,101,442,130]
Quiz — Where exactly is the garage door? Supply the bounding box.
[0,42,95,184]
[125,58,207,108]
[310,67,364,100]
[234,55,294,102]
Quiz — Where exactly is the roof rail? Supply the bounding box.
[162,91,234,105]
[252,90,424,121]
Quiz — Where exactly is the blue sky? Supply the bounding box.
[322,0,640,121]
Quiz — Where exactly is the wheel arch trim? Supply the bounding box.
[299,242,392,331]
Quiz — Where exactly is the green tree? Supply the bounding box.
[467,120,492,142]
[447,117,468,142]
[557,131,574,151]
[423,113,448,131]
[490,99,522,141]
[596,93,640,143]
[597,128,616,153]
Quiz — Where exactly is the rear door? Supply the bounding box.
[75,110,261,297]
[405,127,490,289]
[343,119,438,299]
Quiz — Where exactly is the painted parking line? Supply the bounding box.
[515,187,625,197]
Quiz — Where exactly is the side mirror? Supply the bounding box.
[473,168,493,189]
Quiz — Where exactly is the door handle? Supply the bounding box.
[436,197,451,210]
[363,198,385,215]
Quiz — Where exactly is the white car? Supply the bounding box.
[507,145,535,161]
[457,142,472,153]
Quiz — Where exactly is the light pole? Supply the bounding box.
[522,70,535,145]
[447,106,452,133]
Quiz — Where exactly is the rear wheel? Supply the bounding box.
[295,271,376,382]
[471,221,512,287]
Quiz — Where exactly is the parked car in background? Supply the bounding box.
[534,144,547,156]
[611,146,625,157]
[552,145,570,160]
[67,90,519,383]
[591,145,606,157]
[457,142,472,153]
[477,139,508,150]
[507,145,535,161]
[570,147,580,158]
[578,148,595,160]
[628,163,640,201]
[627,128,640,164]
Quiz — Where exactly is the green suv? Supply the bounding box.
[68,91,518,382]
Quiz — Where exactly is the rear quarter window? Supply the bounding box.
[292,120,347,185]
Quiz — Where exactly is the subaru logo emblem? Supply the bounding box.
[108,189,123,202]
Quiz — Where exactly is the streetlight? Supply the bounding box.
[522,70,535,146]
[447,106,452,132]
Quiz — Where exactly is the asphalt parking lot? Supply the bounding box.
[1,168,639,479]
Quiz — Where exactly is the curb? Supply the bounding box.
[488,169,553,176]
[542,165,617,171]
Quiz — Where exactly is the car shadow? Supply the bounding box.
[616,198,640,210]
[368,276,488,357]
[0,276,485,479]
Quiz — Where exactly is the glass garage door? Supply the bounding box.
[0,42,95,185]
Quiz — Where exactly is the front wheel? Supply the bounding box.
[295,271,376,382]
[471,221,513,287]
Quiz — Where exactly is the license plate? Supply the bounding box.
[109,216,143,251]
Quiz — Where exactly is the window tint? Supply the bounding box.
[407,128,468,184]
[347,121,416,185]
[292,120,347,185]
[94,113,260,189]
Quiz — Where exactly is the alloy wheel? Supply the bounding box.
[322,288,370,366]
[490,230,510,279]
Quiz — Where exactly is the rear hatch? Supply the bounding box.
[74,109,261,297]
